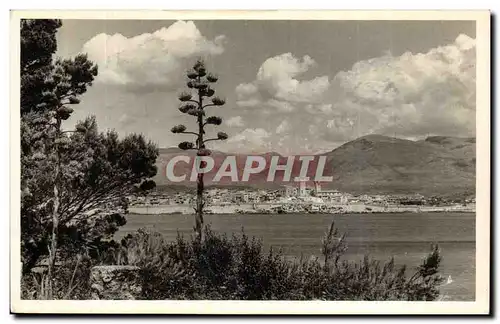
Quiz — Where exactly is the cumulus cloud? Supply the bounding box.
[225,128,271,152]
[235,98,261,108]
[82,20,225,92]
[256,53,329,102]
[225,116,244,127]
[315,34,476,142]
[275,120,290,134]
[235,53,330,112]
[80,25,476,155]
[267,99,296,112]
[231,34,476,154]
[305,103,334,114]
[235,83,258,99]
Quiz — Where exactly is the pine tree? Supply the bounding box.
[172,60,228,241]
[21,19,62,115]
[21,19,99,297]
[20,20,159,298]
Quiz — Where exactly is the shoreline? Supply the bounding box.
[128,204,475,215]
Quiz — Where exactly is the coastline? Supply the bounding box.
[128,203,476,215]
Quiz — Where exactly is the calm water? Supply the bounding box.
[117,212,475,301]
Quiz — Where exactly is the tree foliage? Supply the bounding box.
[23,117,158,267]
[20,19,159,275]
[21,19,61,114]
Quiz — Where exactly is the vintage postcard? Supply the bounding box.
[10,10,490,315]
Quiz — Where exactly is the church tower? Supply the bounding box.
[314,181,322,195]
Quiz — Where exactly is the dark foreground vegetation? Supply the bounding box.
[22,222,444,300]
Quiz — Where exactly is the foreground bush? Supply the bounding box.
[21,255,93,300]
[21,222,443,300]
[21,240,124,300]
[115,223,444,301]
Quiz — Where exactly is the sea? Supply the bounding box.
[116,212,475,301]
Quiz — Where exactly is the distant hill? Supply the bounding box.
[321,135,475,196]
[153,135,475,197]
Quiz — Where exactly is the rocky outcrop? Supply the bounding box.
[90,265,142,300]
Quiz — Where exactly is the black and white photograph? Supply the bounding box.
[10,10,490,315]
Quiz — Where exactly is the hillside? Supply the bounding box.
[321,135,475,196]
[153,135,475,197]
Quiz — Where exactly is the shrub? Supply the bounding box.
[21,254,94,300]
[23,222,443,300]
[114,223,444,301]
[21,237,124,300]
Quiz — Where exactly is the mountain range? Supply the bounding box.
[153,135,476,198]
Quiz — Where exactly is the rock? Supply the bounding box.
[90,265,142,300]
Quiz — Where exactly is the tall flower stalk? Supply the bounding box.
[172,60,228,242]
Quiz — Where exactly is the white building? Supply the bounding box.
[315,189,341,199]
[299,180,307,197]
[313,184,351,205]
[284,185,298,197]
[314,181,322,194]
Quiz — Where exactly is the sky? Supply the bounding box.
[56,19,476,155]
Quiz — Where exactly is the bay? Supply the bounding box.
[116,212,475,301]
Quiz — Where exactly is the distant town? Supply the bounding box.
[128,181,476,215]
